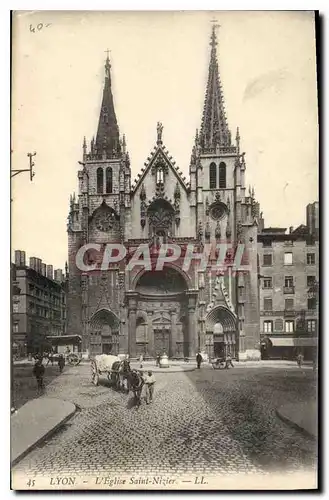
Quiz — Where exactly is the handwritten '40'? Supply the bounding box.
[30,23,52,33]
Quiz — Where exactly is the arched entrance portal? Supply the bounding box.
[89,309,120,356]
[128,267,195,358]
[206,306,237,359]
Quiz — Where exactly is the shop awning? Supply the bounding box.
[269,337,317,347]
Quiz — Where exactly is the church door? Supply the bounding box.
[102,343,112,355]
[154,329,170,355]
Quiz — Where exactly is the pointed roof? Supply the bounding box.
[131,144,189,195]
[95,53,121,158]
[131,125,189,195]
[200,25,232,152]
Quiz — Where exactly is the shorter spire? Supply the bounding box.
[95,51,121,158]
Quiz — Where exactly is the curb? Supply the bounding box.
[130,367,196,373]
[11,402,77,466]
[275,408,316,440]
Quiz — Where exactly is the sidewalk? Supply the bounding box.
[234,360,313,369]
[11,397,76,465]
[276,401,317,439]
[129,361,196,373]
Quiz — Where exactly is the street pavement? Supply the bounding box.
[12,363,317,479]
[12,363,62,410]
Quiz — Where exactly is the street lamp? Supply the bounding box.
[11,152,36,180]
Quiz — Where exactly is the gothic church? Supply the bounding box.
[67,27,261,360]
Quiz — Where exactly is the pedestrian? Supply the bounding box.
[144,370,156,404]
[297,352,303,368]
[156,353,160,367]
[58,354,65,373]
[139,353,144,369]
[33,358,45,391]
[196,351,202,369]
[225,352,234,369]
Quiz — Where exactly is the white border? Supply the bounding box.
[2,3,327,499]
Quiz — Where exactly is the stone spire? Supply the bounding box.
[95,51,121,158]
[200,25,232,152]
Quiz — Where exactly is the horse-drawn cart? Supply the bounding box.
[46,335,83,366]
[91,354,129,389]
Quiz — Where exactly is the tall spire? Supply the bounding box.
[200,24,232,152]
[95,50,121,158]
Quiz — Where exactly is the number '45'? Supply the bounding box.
[27,479,35,487]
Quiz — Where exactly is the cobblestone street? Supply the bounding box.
[13,363,317,479]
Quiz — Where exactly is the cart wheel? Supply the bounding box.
[69,354,79,366]
[91,363,99,386]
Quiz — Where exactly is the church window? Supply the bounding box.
[97,167,104,194]
[148,199,174,240]
[156,167,164,184]
[209,163,217,189]
[106,167,113,193]
[209,202,227,221]
[219,162,226,188]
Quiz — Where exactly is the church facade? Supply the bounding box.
[67,27,261,360]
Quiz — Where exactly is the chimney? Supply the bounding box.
[29,257,37,270]
[37,259,42,274]
[41,263,47,276]
[54,269,63,283]
[15,250,26,267]
[46,265,53,280]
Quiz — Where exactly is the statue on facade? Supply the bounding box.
[157,122,164,143]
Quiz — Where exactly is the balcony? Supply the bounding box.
[284,309,296,318]
[283,286,295,294]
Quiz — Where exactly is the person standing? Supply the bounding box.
[297,352,303,368]
[196,351,202,369]
[225,352,234,369]
[33,358,45,391]
[58,354,65,373]
[139,353,144,369]
[144,370,156,404]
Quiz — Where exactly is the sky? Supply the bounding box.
[11,10,318,270]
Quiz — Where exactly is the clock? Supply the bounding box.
[95,212,115,232]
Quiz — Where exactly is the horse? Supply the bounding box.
[111,359,131,392]
[127,370,144,406]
